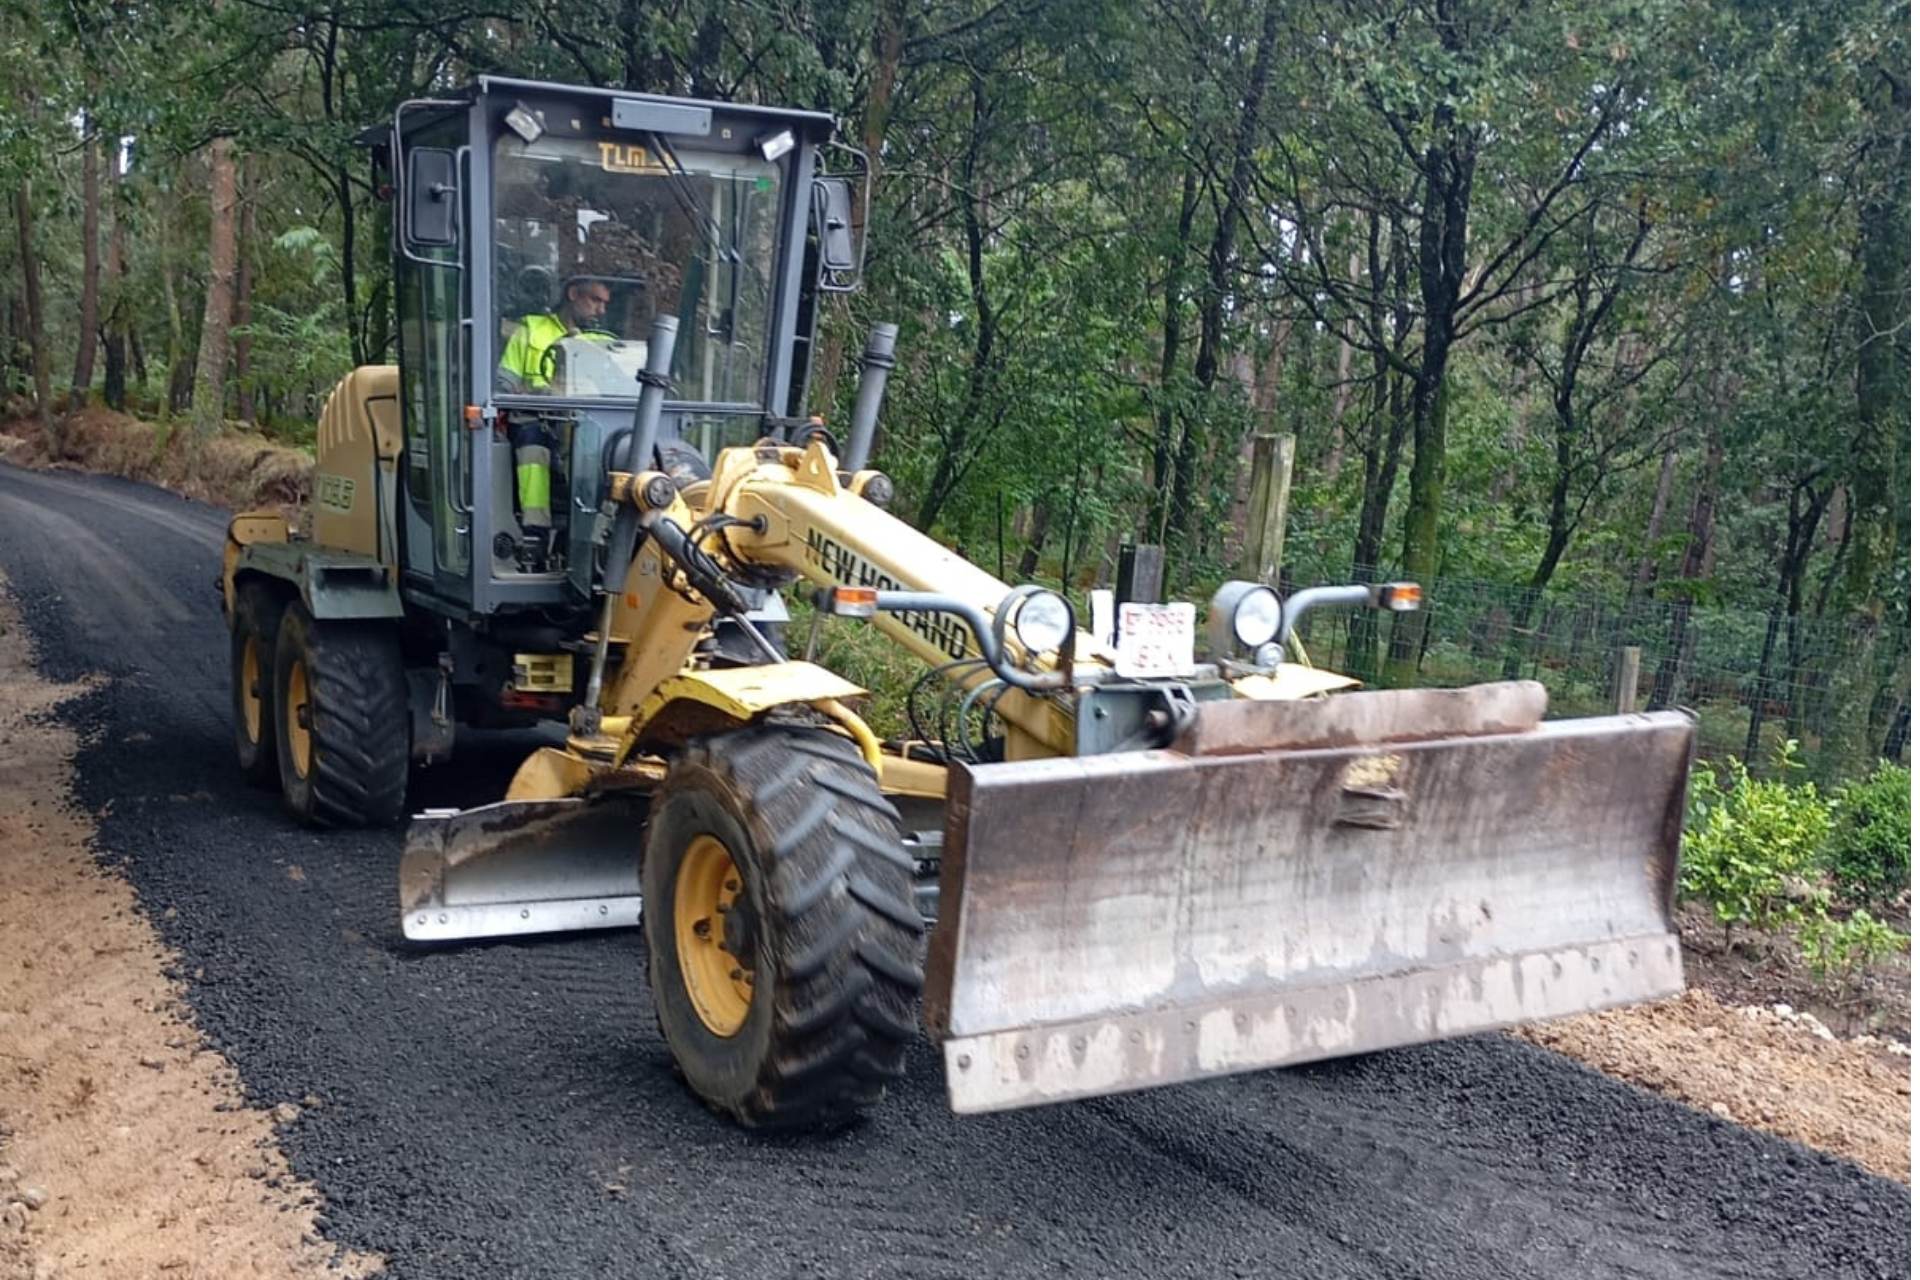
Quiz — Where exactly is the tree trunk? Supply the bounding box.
[163,242,193,415]
[1326,245,1362,474]
[1150,166,1200,540]
[1383,57,1477,685]
[1016,503,1052,579]
[1631,442,1679,599]
[103,147,130,411]
[336,163,365,368]
[686,11,727,98]
[914,72,996,532]
[811,0,906,418]
[192,136,240,436]
[13,181,55,451]
[1842,54,1908,609]
[70,117,101,403]
[234,160,256,424]
[1169,0,1281,567]
[1647,427,1724,709]
[1742,483,1829,763]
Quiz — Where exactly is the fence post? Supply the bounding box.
[1239,433,1296,585]
[1612,645,1642,714]
[1116,542,1165,607]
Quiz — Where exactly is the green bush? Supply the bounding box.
[1798,909,1909,985]
[1680,745,1832,934]
[1824,763,1911,902]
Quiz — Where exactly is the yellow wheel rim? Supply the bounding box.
[674,834,754,1037]
[286,658,312,779]
[240,636,264,744]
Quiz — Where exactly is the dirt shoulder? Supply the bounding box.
[0,404,310,515]
[0,574,378,1279]
[1520,988,1910,1184]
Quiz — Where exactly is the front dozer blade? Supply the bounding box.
[400,796,646,942]
[924,683,1693,1114]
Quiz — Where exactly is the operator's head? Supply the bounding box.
[562,279,611,329]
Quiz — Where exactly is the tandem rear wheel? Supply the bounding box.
[269,601,410,827]
[229,583,283,787]
[643,725,925,1129]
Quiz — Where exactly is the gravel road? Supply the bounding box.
[0,460,1907,1280]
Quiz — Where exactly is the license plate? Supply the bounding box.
[1114,602,1194,678]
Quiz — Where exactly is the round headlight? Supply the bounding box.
[1012,590,1074,654]
[1232,585,1283,647]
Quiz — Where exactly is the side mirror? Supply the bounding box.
[811,176,862,293]
[406,148,459,247]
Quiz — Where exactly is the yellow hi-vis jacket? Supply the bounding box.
[498,313,571,391]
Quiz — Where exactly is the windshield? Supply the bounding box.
[492,131,784,404]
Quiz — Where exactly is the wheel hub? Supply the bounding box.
[285,658,312,779]
[674,834,755,1037]
[240,636,263,742]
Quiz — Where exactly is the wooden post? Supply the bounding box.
[1116,543,1166,606]
[1613,645,1642,714]
[1240,433,1296,584]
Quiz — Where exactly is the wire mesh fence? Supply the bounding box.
[1280,558,1910,786]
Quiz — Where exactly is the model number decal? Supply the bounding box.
[597,142,664,174]
[316,474,356,514]
[803,529,969,660]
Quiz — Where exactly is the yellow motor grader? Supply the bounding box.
[221,76,1693,1127]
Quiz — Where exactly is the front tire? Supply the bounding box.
[272,602,410,827]
[643,725,924,1129]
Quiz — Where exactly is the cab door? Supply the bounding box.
[395,106,474,603]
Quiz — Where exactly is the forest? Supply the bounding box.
[0,0,1908,778]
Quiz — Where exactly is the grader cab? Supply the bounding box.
[222,76,1693,1126]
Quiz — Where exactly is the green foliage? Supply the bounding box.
[783,593,923,742]
[0,0,1904,767]
[1680,744,1832,931]
[1798,909,1908,985]
[1824,763,1911,902]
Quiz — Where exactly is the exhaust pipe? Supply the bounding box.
[840,322,897,475]
[579,316,679,732]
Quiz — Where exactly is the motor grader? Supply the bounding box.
[221,75,1694,1127]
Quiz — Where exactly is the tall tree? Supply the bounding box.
[102,140,131,411]
[12,180,53,448]
[70,113,101,403]
[191,135,240,434]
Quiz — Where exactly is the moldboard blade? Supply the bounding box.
[400,796,645,942]
[925,705,1693,1114]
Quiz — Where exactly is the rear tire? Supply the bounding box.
[643,725,924,1129]
[272,602,410,827]
[230,583,282,788]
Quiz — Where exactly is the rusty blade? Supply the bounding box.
[925,708,1694,1114]
[400,796,646,942]
[1175,678,1548,756]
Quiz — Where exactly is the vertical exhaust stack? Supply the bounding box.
[840,322,898,475]
[579,316,679,732]
[606,315,680,587]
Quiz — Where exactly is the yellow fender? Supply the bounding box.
[614,661,871,769]
[221,511,289,619]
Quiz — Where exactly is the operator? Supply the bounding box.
[496,278,614,566]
